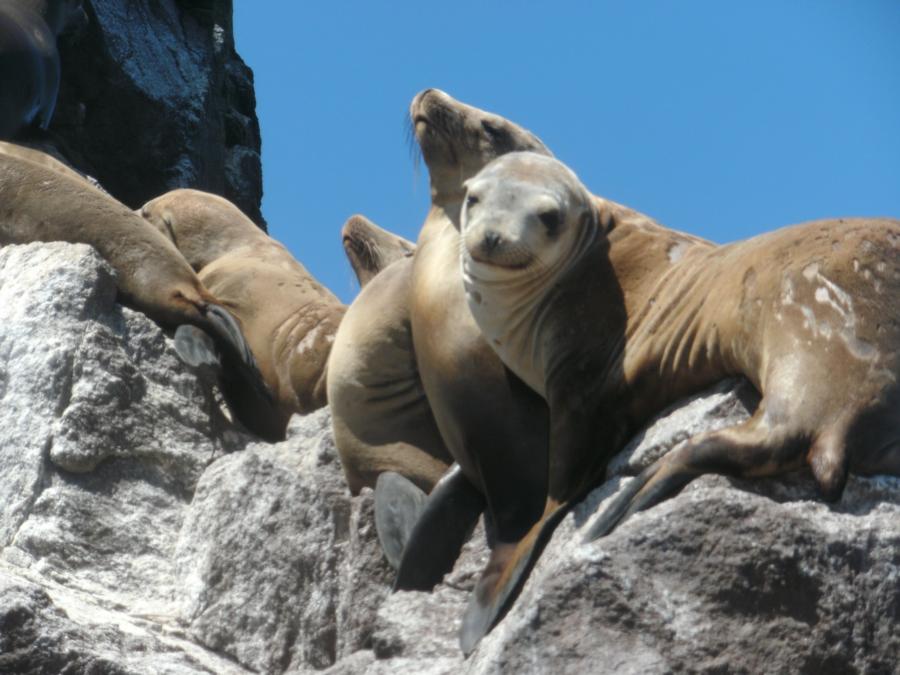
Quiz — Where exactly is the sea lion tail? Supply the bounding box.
[392,465,485,592]
[459,499,572,656]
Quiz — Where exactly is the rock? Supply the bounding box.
[49,0,264,227]
[0,243,394,672]
[1,242,898,674]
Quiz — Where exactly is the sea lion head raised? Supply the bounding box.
[410,89,552,206]
[341,214,415,288]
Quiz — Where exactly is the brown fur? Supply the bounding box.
[459,151,900,651]
[140,188,347,440]
[0,149,221,328]
[341,213,415,289]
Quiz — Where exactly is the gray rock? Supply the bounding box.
[2,242,898,674]
[0,243,394,672]
[470,473,900,675]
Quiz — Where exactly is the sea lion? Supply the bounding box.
[140,188,350,442]
[330,213,478,571]
[460,151,900,644]
[341,213,415,288]
[0,139,98,188]
[0,0,85,138]
[327,252,453,494]
[0,147,269,432]
[395,91,713,653]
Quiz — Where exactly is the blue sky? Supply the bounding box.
[233,2,900,304]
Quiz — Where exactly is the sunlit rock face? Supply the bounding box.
[49,0,265,228]
[1,243,897,674]
[0,243,389,673]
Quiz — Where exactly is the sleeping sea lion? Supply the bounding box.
[341,213,415,288]
[0,147,269,436]
[140,188,349,441]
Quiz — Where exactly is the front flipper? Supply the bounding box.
[374,471,428,570]
[174,324,219,369]
[204,303,259,375]
[394,465,485,592]
[181,304,282,441]
[459,499,572,655]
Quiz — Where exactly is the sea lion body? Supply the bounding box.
[141,188,347,441]
[461,152,900,600]
[409,89,554,500]
[0,139,98,188]
[0,150,218,327]
[328,254,453,494]
[0,0,84,138]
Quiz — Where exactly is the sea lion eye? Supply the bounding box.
[539,208,561,235]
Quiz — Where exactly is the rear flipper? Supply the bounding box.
[583,414,814,542]
[394,465,485,592]
[375,471,428,570]
[459,498,573,656]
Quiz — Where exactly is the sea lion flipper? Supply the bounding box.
[584,413,808,541]
[202,303,273,405]
[459,501,571,655]
[205,303,255,366]
[393,465,485,592]
[174,324,219,369]
[374,471,428,570]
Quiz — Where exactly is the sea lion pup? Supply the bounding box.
[461,151,900,642]
[0,148,268,429]
[0,0,85,138]
[341,213,415,288]
[140,188,351,442]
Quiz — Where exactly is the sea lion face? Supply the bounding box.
[461,152,596,279]
[341,214,415,288]
[410,89,552,203]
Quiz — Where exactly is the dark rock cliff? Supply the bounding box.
[49,0,265,227]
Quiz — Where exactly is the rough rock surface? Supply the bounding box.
[48,0,264,226]
[0,243,898,674]
[0,244,900,673]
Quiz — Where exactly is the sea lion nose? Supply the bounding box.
[482,231,502,254]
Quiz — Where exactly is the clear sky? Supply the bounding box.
[233,1,900,304]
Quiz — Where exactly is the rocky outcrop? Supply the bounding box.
[48,0,264,226]
[1,242,897,674]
